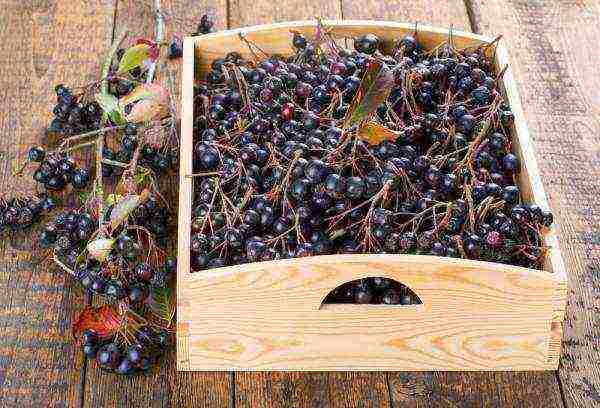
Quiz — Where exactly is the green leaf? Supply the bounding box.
[95,93,126,125]
[344,61,395,129]
[78,191,90,203]
[117,43,154,74]
[148,284,176,326]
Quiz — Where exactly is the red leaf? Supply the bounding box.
[135,38,160,60]
[73,305,123,340]
[344,61,395,129]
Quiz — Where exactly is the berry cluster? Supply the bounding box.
[0,194,56,234]
[130,195,172,247]
[75,240,175,305]
[30,146,91,191]
[40,209,96,267]
[48,85,102,137]
[101,122,176,180]
[194,14,214,36]
[325,277,422,305]
[82,325,171,375]
[188,29,554,287]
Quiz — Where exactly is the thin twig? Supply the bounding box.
[146,0,165,84]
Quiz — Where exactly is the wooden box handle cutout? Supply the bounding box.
[320,277,423,309]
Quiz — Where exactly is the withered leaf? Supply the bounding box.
[73,305,122,340]
[87,237,115,262]
[119,83,170,123]
[357,121,400,145]
[109,189,150,230]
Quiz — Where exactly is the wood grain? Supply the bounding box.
[179,254,563,370]
[83,1,232,407]
[228,0,341,28]
[470,1,600,407]
[342,0,470,31]
[0,1,116,406]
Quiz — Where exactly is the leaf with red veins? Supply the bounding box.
[73,305,123,340]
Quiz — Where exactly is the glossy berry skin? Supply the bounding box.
[168,37,183,59]
[354,34,380,54]
[28,146,45,162]
[345,177,366,200]
[96,344,120,368]
[127,344,143,364]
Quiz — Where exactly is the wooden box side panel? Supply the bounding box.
[178,37,196,371]
[495,43,568,366]
[192,20,493,79]
[179,254,563,371]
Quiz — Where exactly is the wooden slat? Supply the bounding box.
[342,1,565,406]
[342,0,471,30]
[470,1,600,407]
[83,1,232,407]
[226,3,391,405]
[0,0,116,406]
[228,0,341,28]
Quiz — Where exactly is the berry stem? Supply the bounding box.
[146,0,165,85]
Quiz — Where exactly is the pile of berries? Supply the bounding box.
[188,28,554,296]
[325,277,422,305]
[29,146,91,191]
[40,209,97,267]
[47,85,102,137]
[82,325,171,375]
[0,194,56,234]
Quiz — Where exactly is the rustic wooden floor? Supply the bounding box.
[0,0,599,407]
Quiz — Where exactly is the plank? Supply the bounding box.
[226,3,390,405]
[341,0,470,30]
[82,1,232,407]
[228,0,341,28]
[342,1,565,406]
[0,1,116,406]
[470,1,600,407]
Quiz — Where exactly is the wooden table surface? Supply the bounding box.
[1,0,599,407]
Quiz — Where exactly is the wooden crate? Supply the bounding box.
[177,20,567,371]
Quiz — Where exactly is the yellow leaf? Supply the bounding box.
[357,122,400,145]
